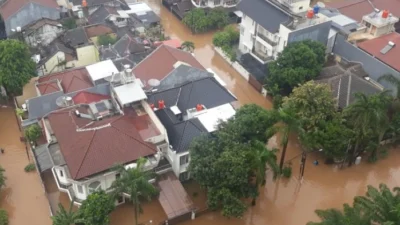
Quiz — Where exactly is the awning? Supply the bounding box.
[33,144,54,172]
[234,10,243,17]
[157,172,194,219]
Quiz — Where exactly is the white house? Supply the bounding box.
[237,0,332,64]
[191,0,238,8]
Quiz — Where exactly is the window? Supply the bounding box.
[299,6,303,10]
[179,172,189,181]
[59,170,63,177]
[180,154,189,165]
[214,0,221,5]
[365,22,371,28]
[77,185,83,194]
[240,26,244,35]
[116,173,121,179]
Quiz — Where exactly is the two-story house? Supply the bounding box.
[237,0,332,64]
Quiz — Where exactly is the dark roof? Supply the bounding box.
[317,62,383,108]
[72,0,128,8]
[133,45,205,88]
[48,107,158,179]
[0,0,59,20]
[237,0,292,33]
[327,0,400,22]
[88,5,117,25]
[155,109,207,153]
[111,52,150,70]
[64,27,89,47]
[148,77,237,113]
[114,34,147,55]
[358,32,400,72]
[132,11,160,26]
[157,64,212,91]
[39,38,75,65]
[238,53,268,82]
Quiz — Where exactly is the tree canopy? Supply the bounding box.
[51,200,81,225]
[79,190,115,225]
[265,40,326,96]
[183,8,229,33]
[308,183,400,225]
[24,124,42,144]
[97,34,117,46]
[189,104,279,218]
[0,39,36,96]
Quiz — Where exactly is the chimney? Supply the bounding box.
[196,104,203,111]
[306,10,314,19]
[382,10,389,19]
[158,100,165,109]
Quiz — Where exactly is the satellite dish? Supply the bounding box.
[56,96,74,107]
[316,2,325,8]
[148,79,160,87]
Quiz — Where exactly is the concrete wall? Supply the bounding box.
[66,45,99,68]
[287,20,332,46]
[42,51,66,75]
[25,24,63,47]
[5,3,60,36]
[332,34,400,89]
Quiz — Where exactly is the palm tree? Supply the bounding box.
[250,140,279,206]
[274,108,302,171]
[307,204,370,225]
[51,200,81,225]
[344,91,392,164]
[354,184,400,224]
[181,41,195,52]
[108,158,158,225]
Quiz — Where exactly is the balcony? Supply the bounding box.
[257,32,278,47]
[251,48,273,63]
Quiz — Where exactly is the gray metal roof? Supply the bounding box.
[63,27,89,47]
[237,0,292,33]
[33,144,54,172]
[133,11,160,26]
[157,64,212,91]
[88,5,112,25]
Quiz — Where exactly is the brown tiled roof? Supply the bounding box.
[327,0,400,22]
[37,68,94,95]
[132,45,205,87]
[48,108,158,179]
[358,32,400,72]
[0,0,59,20]
[37,79,62,95]
[72,91,110,104]
[84,24,114,38]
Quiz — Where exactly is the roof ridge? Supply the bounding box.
[74,127,97,179]
[110,122,157,152]
[177,120,190,151]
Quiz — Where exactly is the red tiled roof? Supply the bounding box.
[37,68,93,95]
[132,45,205,87]
[84,24,114,38]
[0,0,59,20]
[155,39,182,49]
[72,91,110,104]
[327,0,400,22]
[358,32,400,72]
[36,79,62,95]
[48,108,158,179]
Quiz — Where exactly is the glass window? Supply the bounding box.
[214,0,221,5]
[179,172,189,181]
[240,26,244,35]
[77,185,83,194]
[116,173,120,179]
[180,154,189,165]
[59,170,63,177]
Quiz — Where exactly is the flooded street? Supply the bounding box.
[0,107,52,225]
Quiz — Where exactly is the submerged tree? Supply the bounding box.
[0,39,36,96]
[181,41,195,52]
[79,190,115,225]
[109,158,158,225]
[51,200,81,225]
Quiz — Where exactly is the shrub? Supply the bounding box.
[16,108,24,117]
[97,34,117,46]
[0,209,8,225]
[24,124,42,143]
[62,18,77,30]
[281,166,292,178]
[24,163,36,172]
[183,8,229,33]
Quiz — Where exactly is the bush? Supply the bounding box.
[281,166,292,178]
[213,25,240,61]
[24,163,36,172]
[97,34,117,46]
[24,124,42,143]
[62,18,77,30]
[183,8,229,33]
[0,209,8,225]
[16,108,24,117]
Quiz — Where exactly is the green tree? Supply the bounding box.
[208,8,229,29]
[344,91,392,164]
[0,209,8,225]
[273,108,302,170]
[108,158,158,225]
[213,31,231,47]
[307,204,370,225]
[24,124,42,144]
[181,41,195,52]
[182,8,210,33]
[62,18,77,30]
[51,200,81,225]
[0,39,36,96]
[97,34,117,46]
[265,40,326,96]
[282,81,336,131]
[0,166,5,189]
[80,190,115,225]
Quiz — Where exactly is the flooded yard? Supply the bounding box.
[0,107,52,225]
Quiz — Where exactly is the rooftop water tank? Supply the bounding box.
[313,5,320,14]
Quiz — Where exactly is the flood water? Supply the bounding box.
[0,107,52,225]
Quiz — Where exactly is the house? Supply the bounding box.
[9,18,64,47]
[0,0,61,37]
[237,0,332,64]
[36,38,75,75]
[84,23,115,44]
[326,0,400,32]
[154,39,182,49]
[132,44,205,89]
[117,2,160,30]
[317,61,383,108]
[357,32,400,73]
[147,76,237,181]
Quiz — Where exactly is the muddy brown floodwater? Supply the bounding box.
[143,1,400,225]
[0,107,52,225]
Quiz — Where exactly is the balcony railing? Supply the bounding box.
[154,164,173,174]
[257,32,278,46]
[252,49,274,62]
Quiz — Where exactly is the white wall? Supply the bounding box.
[166,146,190,179]
[54,166,69,185]
[276,24,292,58]
[25,24,63,47]
[238,14,256,54]
[289,0,310,14]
